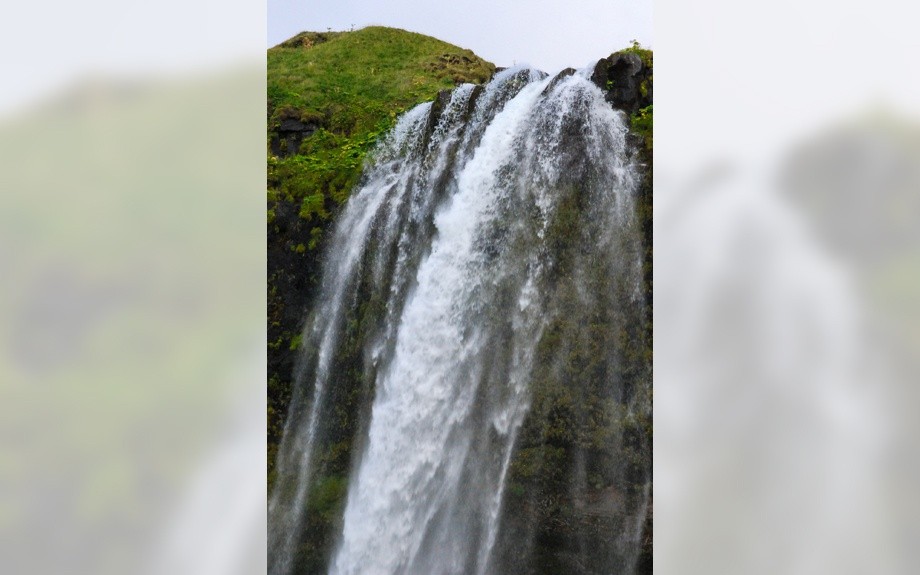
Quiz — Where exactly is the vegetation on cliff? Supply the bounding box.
[268,26,494,206]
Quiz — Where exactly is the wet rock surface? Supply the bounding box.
[590,51,653,115]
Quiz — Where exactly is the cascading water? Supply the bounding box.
[269,65,651,575]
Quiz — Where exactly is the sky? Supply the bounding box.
[0,0,264,116]
[267,0,653,74]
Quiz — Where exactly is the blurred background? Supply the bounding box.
[2,0,919,573]
[0,1,266,575]
[655,0,920,573]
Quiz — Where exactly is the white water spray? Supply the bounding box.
[271,65,647,575]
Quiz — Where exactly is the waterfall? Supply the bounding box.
[270,65,651,575]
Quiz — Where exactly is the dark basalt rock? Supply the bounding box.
[420,89,455,150]
[543,67,576,95]
[267,200,322,383]
[270,111,320,157]
[626,132,644,150]
[591,52,652,115]
[465,84,484,119]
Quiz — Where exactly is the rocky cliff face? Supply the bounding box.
[591,50,653,115]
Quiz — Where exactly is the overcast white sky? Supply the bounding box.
[0,0,264,116]
[268,0,652,74]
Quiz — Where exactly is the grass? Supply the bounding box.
[618,40,653,68]
[631,104,653,153]
[269,26,494,134]
[267,26,495,205]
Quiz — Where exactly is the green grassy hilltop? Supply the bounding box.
[268,26,495,206]
[269,27,494,131]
